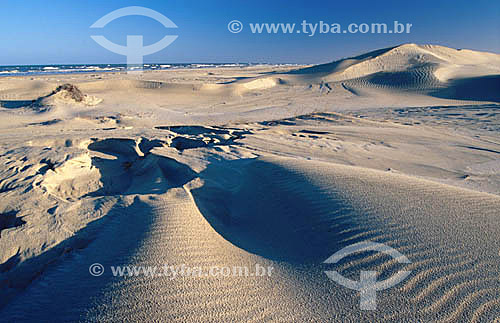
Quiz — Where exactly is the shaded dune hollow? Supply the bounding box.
[186,156,500,320]
[189,158,361,263]
[189,156,500,260]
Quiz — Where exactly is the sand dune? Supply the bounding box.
[2,155,499,321]
[0,44,499,321]
[2,44,498,125]
[282,44,500,102]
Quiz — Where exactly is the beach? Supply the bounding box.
[0,44,499,321]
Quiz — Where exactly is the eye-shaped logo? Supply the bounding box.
[90,6,178,72]
[324,241,411,310]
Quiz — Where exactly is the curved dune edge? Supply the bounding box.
[184,156,500,322]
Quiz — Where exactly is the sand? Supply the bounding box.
[0,44,499,322]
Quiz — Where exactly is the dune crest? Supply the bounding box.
[278,44,500,102]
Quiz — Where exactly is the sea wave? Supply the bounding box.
[0,63,268,76]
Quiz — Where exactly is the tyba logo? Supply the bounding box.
[324,241,412,310]
[90,6,178,72]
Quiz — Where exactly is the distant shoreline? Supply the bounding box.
[0,63,300,77]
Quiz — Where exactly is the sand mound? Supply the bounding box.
[45,83,102,106]
[285,44,500,102]
[294,44,500,82]
[0,84,102,112]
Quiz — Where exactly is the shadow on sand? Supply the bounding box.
[430,75,500,103]
[189,158,365,264]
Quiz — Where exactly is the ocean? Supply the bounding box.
[0,63,282,77]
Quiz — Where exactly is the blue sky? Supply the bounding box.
[0,0,499,65]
